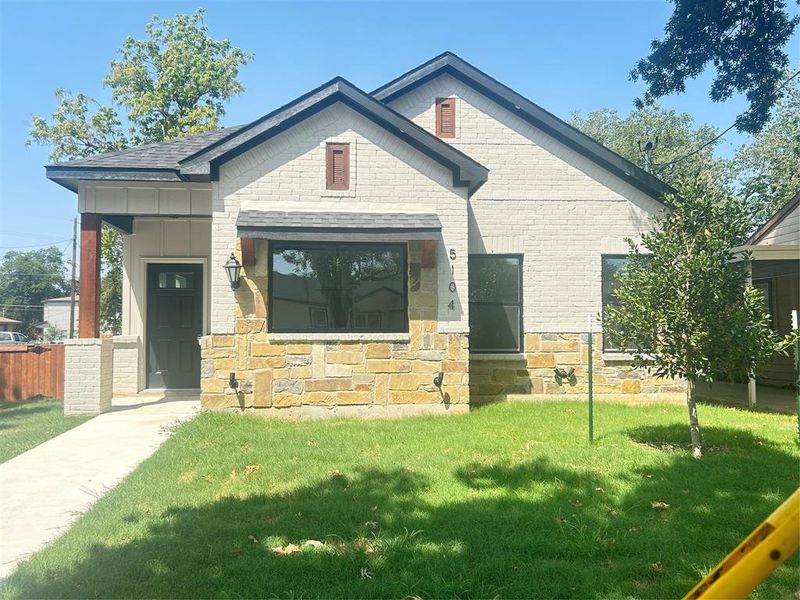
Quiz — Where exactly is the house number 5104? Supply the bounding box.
[448,248,457,310]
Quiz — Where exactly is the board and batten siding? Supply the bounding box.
[387,73,665,334]
[211,102,471,335]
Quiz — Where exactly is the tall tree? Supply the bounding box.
[631,0,799,133]
[732,77,800,225]
[604,176,796,457]
[27,8,252,334]
[0,248,69,336]
[568,105,728,188]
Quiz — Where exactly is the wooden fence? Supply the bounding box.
[0,344,65,401]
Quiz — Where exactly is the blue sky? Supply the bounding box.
[1,0,798,257]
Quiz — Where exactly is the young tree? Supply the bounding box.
[0,248,69,335]
[604,176,796,457]
[631,0,799,133]
[27,8,252,334]
[732,78,800,225]
[568,105,728,188]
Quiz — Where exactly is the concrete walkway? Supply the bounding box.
[695,381,797,414]
[0,393,199,579]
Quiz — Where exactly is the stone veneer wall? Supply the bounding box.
[200,241,469,417]
[470,333,685,404]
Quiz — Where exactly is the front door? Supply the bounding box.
[146,263,203,389]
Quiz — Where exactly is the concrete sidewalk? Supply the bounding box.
[0,393,199,579]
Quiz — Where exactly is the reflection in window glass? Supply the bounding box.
[468,255,522,352]
[158,272,195,289]
[270,243,407,333]
[601,256,628,351]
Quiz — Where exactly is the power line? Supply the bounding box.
[0,239,72,249]
[652,69,800,169]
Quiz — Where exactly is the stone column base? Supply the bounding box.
[64,337,113,415]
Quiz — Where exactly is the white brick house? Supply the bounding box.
[47,53,684,416]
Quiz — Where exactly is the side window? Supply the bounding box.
[468,255,523,352]
[601,256,629,351]
[0,332,11,342]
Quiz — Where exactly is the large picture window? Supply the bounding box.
[601,255,629,351]
[269,242,407,333]
[468,255,523,353]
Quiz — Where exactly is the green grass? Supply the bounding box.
[2,401,798,599]
[0,398,90,463]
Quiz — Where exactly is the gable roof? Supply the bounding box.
[372,52,675,203]
[46,78,488,195]
[746,190,800,245]
[179,77,488,193]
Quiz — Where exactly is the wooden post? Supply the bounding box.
[79,214,101,338]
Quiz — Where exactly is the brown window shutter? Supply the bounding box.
[436,98,456,138]
[326,143,350,190]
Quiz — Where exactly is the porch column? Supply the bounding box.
[746,261,757,408]
[79,213,101,338]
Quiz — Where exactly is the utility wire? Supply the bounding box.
[652,69,800,169]
[0,239,72,249]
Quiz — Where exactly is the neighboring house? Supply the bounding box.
[742,191,800,391]
[46,52,685,416]
[42,296,79,338]
[0,317,21,332]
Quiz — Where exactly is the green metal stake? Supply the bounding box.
[588,314,594,444]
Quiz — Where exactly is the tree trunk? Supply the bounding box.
[686,379,702,458]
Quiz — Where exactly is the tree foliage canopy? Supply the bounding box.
[568,105,726,187]
[733,77,800,224]
[27,8,251,335]
[0,248,69,336]
[105,9,253,145]
[631,0,799,133]
[603,176,797,455]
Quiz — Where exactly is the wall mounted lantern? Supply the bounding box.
[224,253,242,290]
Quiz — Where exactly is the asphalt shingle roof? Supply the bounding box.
[236,210,442,232]
[49,126,243,170]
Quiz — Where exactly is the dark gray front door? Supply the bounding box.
[146,263,203,389]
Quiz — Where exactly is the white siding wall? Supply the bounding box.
[211,102,470,334]
[43,301,77,335]
[388,74,666,333]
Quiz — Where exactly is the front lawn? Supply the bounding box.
[0,398,90,463]
[2,401,797,598]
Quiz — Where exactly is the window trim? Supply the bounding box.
[435,97,456,138]
[325,142,350,190]
[267,240,409,334]
[468,253,524,354]
[601,254,631,352]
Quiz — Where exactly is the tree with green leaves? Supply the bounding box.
[732,77,800,225]
[0,248,69,336]
[631,0,799,133]
[27,9,252,334]
[568,105,728,188]
[604,176,796,457]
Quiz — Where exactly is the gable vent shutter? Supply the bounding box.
[436,98,456,138]
[326,143,350,190]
